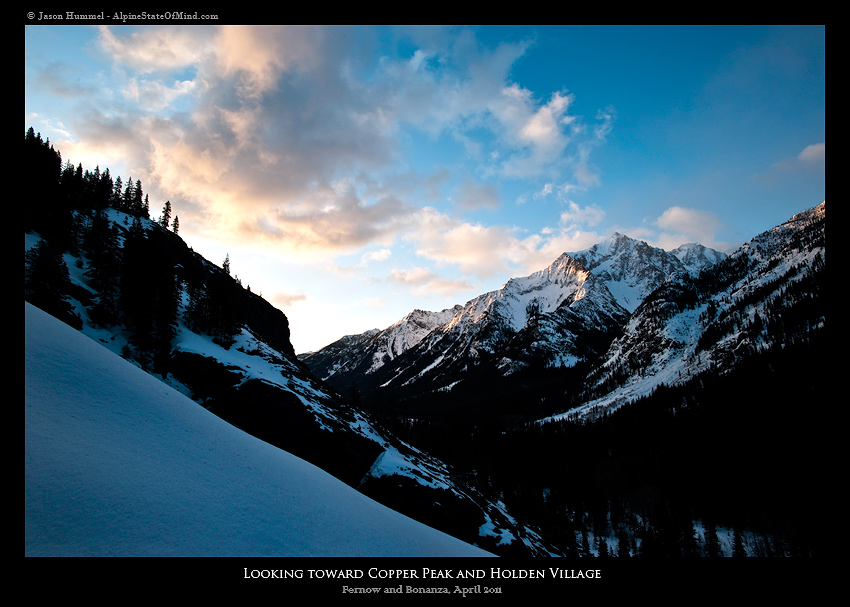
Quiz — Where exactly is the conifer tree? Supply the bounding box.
[25,239,79,328]
[123,178,135,214]
[160,200,172,229]
[111,175,123,209]
[183,282,210,334]
[732,528,747,557]
[84,208,121,326]
[24,127,66,243]
[704,519,721,557]
[134,179,144,217]
[120,216,155,364]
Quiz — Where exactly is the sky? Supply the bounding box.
[24,24,825,354]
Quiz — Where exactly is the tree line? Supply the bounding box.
[25,127,179,242]
[24,126,245,371]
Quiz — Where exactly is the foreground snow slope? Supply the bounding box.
[24,302,491,557]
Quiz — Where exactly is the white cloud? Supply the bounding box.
[269,290,307,309]
[762,141,826,184]
[654,206,731,251]
[46,25,617,274]
[797,142,824,163]
[360,248,393,264]
[96,25,214,73]
[388,266,477,296]
[559,200,606,228]
[121,77,197,110]
[404,206,603,280]
[491,86,575,179]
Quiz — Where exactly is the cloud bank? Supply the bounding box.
[42,26,623,276]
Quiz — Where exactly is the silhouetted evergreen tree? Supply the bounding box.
[111,175,123,208]
[119,218,179,369]
[160,200,172,229]
[83,208,122,326]
[704,518,721,557]
[733,528,747,557]
[24,127,67,247]
[120,217,154,362]
[25,238,80,328]
[122,178,136,215]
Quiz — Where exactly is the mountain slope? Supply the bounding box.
[372,253,629,390]
[25,302,492,557]
[549,202,826,423]
[25,211,557,556]
[300,306,461,383]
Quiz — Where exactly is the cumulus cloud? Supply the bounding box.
[388,267,477,296]
[361,248,393,264]
[121,77,197,110]
[269,291,308,308]
[559,200,606,228]
[96,25,213,73]
[762,142,825,184]
[497,87,576,179]
[45,25,616,271]
[403,206,604,280]
[654,206,729,251]
[797,142,824,163]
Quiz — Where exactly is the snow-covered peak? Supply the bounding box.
[565,232,725,312]
[381,307,462,356]
[671,242,728,275]
[549,202,826,424]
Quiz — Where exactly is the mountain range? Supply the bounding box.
[300,229,734,402]
[24,126,826,557]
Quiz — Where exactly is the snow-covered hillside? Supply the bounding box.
[24,302,492,557]
[545,202,826,423]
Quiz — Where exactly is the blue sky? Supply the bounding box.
[24,24,825,353]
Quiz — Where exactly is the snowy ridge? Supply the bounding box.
[299,307,461,381]
[566,232,723,312]
[304,233,721,394]
[444,254,595,333]
[341,256,618,391]
[671,242,728,274]
[366,307,461,372]
[543,202,826,424]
